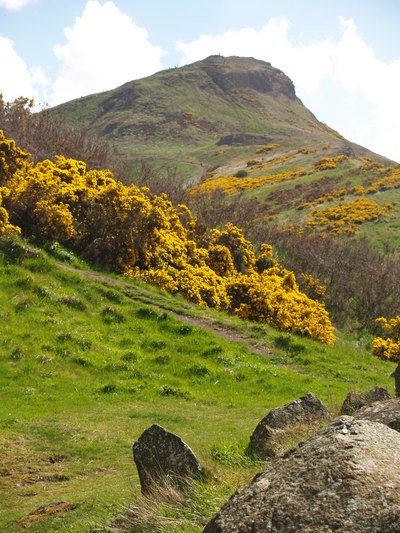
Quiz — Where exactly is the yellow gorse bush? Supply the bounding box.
[313,155,348,171]
[298,147,316,155]
[306,198,392,235]
[247,154,294,174]
[187,166,304,196]
[296,164,399,234]
[0,130,335,344]
[372,316,400,362]
[364,166,400,194]
[301,273,326,302]
[255,143,280,154]
[0,189,20,236]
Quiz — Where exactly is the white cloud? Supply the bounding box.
[50,0,164,105]
[177,17,400,162]
[0,35,37,101]
[0,0,37,10]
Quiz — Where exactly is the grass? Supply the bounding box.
[0,236,396,531]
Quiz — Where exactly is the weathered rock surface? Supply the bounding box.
[133,424,202,494]
[204,417,400,532]
[354,398,400,431]
[249,392,328,458]
[340,386,392,415]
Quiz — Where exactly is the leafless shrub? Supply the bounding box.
[0,94,129,179]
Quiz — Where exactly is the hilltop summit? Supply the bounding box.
[51,56,390,170]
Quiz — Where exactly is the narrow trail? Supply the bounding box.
[57,263,271,358]
[195,163,208,182]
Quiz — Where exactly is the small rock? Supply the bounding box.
[249,392,329,458]
[20,502,76,527]
[133,424,203,494]
[365,386,392,404]
[340,386,392,415]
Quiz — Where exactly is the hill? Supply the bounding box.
[0,236,395,531]
[2,56,400,531]
[50,55,400,256]
[51,55,392,176]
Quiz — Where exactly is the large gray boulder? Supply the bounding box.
[354,398,400,431]
[204,417,400,532]
[249,392,329,458]
[133,424,203,494]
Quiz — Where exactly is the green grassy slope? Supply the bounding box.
[0,236,395,531]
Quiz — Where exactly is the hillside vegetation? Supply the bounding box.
[45,56,400,260]
[0,236,395,531]
[0,131,335,344]
[1,54,400,531]
[0,129,398,532]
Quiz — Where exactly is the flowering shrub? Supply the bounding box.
[255,143,280,154]
[226,267,335,345]
[0,129,30,183]
[361,159,386,174]
[297,188,347,210]
[372,316,400,361]
[247,159,261,167]
[298,147,316,154]
[0,131,335,344]
[0,190,20,235]
[187,166,304,196]
[308,120,343,140]
[314,155,348,171]
[182,111,201,128]
[247,155,294,174]
[306,198,392,235]
[296,164,399,229]
[301,273,326,302]
[365,167,400,194]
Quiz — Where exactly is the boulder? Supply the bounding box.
[249,392,329,458]
[204,417,400,532]
[133,424,203,494]
[354,398,400,431]
[340,386,392,415]
[395,362,400,397]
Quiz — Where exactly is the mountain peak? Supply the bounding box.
[51,55,390,180]
[192,55,296,99]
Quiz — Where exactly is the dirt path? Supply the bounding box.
[195,163,208,182]
[58,263,270,357]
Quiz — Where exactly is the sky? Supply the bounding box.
[1,0,400,162]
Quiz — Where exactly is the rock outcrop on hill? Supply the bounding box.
[204,416,400,532]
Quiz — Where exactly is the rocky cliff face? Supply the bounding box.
[199,55,296,99]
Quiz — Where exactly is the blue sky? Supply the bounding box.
[1,0,400,161]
